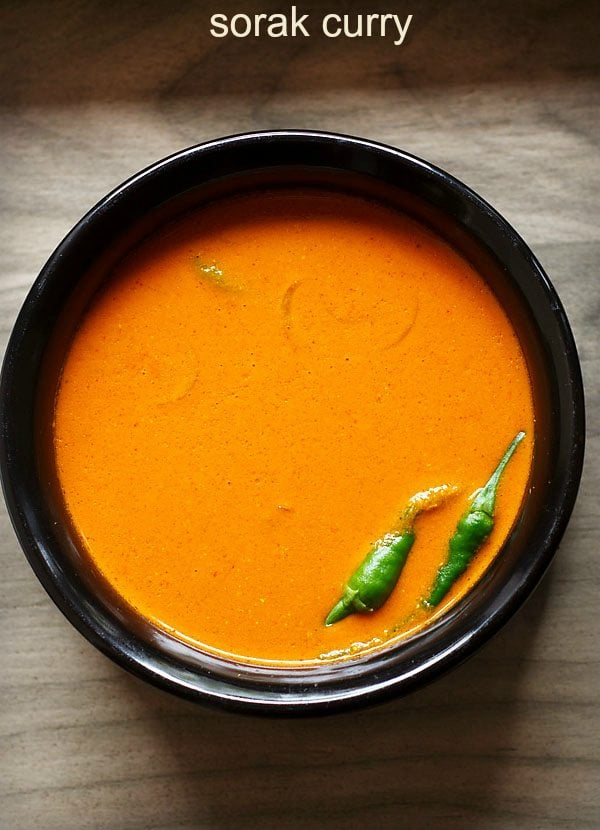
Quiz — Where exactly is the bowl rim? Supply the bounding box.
[0,129,586,715]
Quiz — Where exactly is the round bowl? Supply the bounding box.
[0,131,585,715]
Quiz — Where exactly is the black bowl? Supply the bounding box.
[0,131,585,715]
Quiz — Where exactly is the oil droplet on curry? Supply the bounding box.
[52,189,534,664]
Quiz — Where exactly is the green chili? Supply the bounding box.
[425,430,526,607]
[325,484,457,626]
[194,256,226,285]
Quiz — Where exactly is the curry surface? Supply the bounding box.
[53,189,534,663]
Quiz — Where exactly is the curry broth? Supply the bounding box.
[52,188,534,663]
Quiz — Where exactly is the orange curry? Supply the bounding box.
[52,189,534,663]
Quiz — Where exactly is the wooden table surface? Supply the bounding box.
[1,2,598,828]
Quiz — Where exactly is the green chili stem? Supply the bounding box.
[396,484,459,533]
[469,431,526,517]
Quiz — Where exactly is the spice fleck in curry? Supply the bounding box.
[52,189,534,663]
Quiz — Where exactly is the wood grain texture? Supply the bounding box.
[1,2,598,828]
